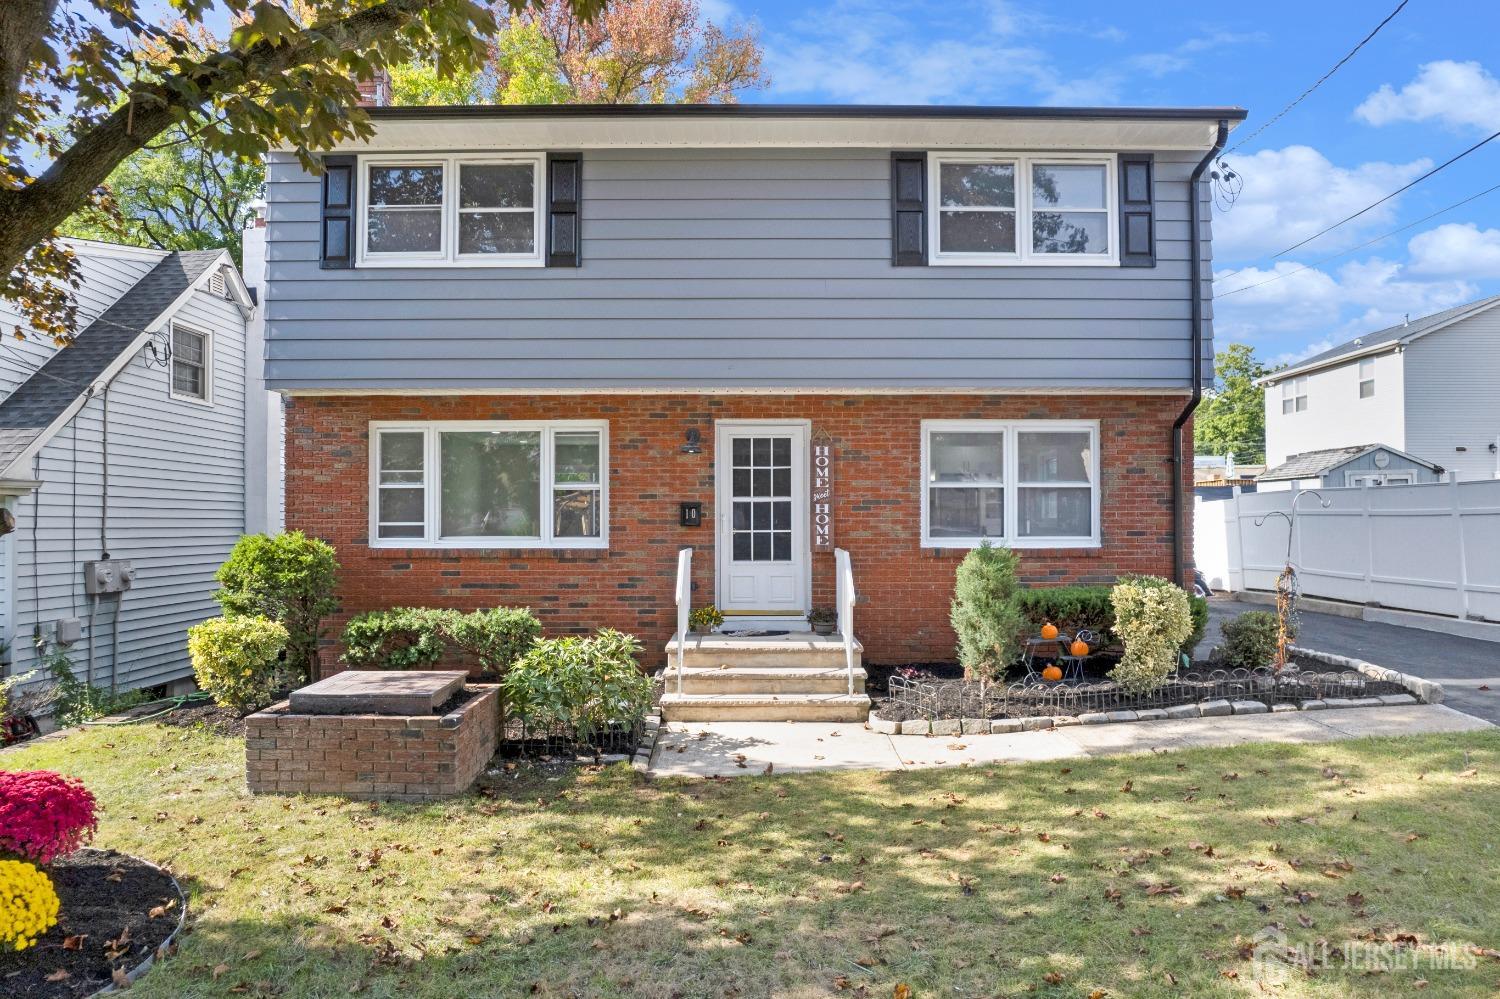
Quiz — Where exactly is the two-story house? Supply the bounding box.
[262,101,1243,699]
[1,238,259,696]
[1259,295,1500,489]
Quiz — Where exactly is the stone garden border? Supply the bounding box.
[867,648,1443,737]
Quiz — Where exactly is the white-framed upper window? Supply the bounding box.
[921,420,1099,548]
[169,324,211,403]
[370,421,607,548]
[1358,358,1375,398]
[359,155,544,267]
[929,153,1117,265]
[1281,375,1308,414]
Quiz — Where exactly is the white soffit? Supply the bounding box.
[325,116,1234,153]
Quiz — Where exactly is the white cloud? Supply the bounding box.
[1406,222,1500,279]
[1213,256,1477,349]
[1355,60,1500,133]
[1211,146,1430,261]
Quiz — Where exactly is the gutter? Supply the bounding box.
[364,103,1249,122]
[1172,118,1230,588]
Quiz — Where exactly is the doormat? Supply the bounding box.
[720,629,791,638]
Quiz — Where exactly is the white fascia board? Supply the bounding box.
[299,116,1231,155]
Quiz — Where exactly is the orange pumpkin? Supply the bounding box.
[1040,622,1059,641]
[1069,639,1090,657]
[1041,664,1063,682]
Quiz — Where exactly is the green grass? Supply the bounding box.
[4,723,1500,997]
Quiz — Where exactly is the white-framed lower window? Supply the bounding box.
[928,153,1117,265]
[921,420,1099,548]
[359,154,545,268]
[169,324,211,403]
[370,421,607,548]
[1358,358,1375,398]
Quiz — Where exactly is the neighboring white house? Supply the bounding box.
[1259,294,1500,488]
[0,238,266,695]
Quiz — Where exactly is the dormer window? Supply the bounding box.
[358,155,544,267]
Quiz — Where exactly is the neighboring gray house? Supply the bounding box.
[1257,443,1444,491]
[0,239,257,694]
[260,99,1245,699]
[1261,295,1500,485]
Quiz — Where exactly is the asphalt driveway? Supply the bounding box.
[1205,597,1500,723]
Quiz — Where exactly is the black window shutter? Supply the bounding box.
[547,153,581,267]
[891,151,926,266]
[1118,153,1155,267]
[319,154,356,270]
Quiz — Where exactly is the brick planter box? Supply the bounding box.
[245,685,500,801]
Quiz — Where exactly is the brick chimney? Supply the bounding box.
[355,67,392,108]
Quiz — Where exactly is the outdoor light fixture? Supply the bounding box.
[681,428,702,454]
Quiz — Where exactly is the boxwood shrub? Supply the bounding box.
[340,606,542,673]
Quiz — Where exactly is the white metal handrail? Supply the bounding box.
[834,547,857,695]
[674,547,693,694]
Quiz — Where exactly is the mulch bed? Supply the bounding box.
[870,654,1411,723]
[151,702,248,737]
[0,850,183,999]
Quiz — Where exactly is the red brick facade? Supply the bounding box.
[285,393,1193,666]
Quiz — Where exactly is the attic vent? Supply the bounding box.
[208,271,227,298]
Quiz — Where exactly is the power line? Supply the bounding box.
[1225,0,1410,156]
[1273,130,1500,258]
[1219,180,1500,297]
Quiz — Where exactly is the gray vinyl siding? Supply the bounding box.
[2,284,248,691]
[1325,449,1441,487]
[264,147,1214,391]
[1404,309,1500,482]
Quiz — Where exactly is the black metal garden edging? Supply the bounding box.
[87,849,188,997]
[882,666,1409,724]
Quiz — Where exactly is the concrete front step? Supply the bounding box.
[659,692,872,722]
[664,665,866,695]
[665,630,862,671]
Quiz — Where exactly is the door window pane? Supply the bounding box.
[929,487,1003,539]
[440,431,541,537]
[730,434,794,562]
[929,432,1004,482]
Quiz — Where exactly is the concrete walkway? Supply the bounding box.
[648,704,1491,777]
[1206,597,1500,723]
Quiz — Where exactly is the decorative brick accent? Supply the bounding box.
[285,393,1194,665]
[244,686,499,801]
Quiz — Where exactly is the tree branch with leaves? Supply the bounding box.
[1,0,603,344]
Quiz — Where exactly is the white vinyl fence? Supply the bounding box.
[1195,479,1500,623]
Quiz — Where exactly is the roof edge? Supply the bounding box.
[364,103,1249,123]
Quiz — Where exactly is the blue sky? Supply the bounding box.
[714,0,1500,368]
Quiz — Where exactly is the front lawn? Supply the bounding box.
[4,724,1499,997]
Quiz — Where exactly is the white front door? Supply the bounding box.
[715,422,809,616]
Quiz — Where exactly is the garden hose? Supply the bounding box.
[80,692,215,726]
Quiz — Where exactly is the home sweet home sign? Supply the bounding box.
[812,428,834,549]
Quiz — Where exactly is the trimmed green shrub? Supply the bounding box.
[442,607,541,673]
[1108,575,1192,693]
[341,608,450,670]
[502,629,652,743]
[340,607,541,673]
[1012,586,1115,642]
[950,541,1025,680]
[215,532,338,684]
[1216,610,1288,670]
[1184,595,1209,658]
[187,615,289,713]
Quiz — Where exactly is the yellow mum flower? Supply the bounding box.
[0,859,60,951]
